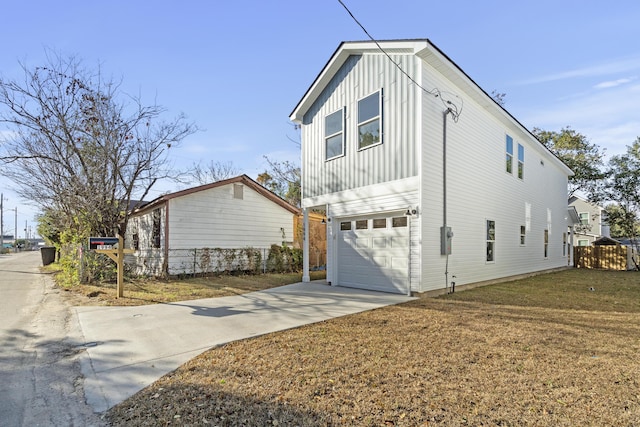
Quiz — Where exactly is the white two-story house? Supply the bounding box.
[291,39,573,295]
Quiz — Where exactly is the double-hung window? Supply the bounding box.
[325,108,344,160]
[506,135,513,174]
[517,143,524,179]
[357,90,382,150]
[486,220,495,262]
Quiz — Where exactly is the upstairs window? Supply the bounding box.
[517,143,524,179]
[358,90,382,150]
[325,108,344,160]
[579,212,589,226]
[506,135,513,174]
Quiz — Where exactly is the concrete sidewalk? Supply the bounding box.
[73,281,414,412]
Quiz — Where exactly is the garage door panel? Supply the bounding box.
[337,215,409,294]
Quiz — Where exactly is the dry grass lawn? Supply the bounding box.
[105,269,640,426]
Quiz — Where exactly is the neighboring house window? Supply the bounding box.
[234,184,243,200]
[152,209,161,249]
[579,212,589,226]
[505,135,513,174]
[578,239,589,246]
[544,229,549,258]
[325,108,345,160]
[520,225,526,246]
[517,143,524,179]
[132,232,140,251]
[358,90,382,150]
[486,220,495,262]
[563,232,567,256]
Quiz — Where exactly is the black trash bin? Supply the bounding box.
[40,246,56,266]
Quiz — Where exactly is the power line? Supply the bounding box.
[337,0,463,121]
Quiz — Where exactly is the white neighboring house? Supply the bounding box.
[290,39,574,295]
[125,175,300,276]
[568,195,606,247]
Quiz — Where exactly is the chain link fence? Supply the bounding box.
[126,246,303,277]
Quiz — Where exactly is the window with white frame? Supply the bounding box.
[357,90,382,150]
[325,108,344,160]
[563,232,567,256]
[486,220,495,262]
[517,143,524,179]
[520,225,526,245]
[506,135,513,174]
[579,212,589,226]
[544,229,549,258]
[578,239,589,246]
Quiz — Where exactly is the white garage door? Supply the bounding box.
[337,215,410,294]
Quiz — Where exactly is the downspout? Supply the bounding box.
[443,108,452,293]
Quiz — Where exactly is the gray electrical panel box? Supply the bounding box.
[440,226,453,255]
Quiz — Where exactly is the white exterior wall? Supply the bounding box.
[126,183,295,276]
[301,53,419,199]
[419,59,571,291]
[168,183,294,249]
[316,178,421,292]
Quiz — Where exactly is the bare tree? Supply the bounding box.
[0,52,196,241]
[189,160,239,185]
[259,156,301,207]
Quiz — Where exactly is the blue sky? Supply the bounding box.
[1,0,639,237]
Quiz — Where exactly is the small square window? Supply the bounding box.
[355,220,368,230]
[340,221,352,231]
[392,217,407,228]
[373,218,387,229]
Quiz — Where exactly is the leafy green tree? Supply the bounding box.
[599,139,640,252]
[532,127,606,198]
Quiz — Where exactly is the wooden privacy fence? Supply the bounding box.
[574,245,631,270]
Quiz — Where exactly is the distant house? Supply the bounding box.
[125,175,302,276]
[569,196,606,246]
[290,39,574,294]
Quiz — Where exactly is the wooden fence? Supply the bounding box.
[574,245,631,270]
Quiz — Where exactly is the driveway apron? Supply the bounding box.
[74,281,414,412]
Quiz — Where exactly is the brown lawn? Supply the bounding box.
[103,269,640,426]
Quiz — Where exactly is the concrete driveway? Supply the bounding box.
[74,281,414,412]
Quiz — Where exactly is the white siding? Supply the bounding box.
[168,184,294,249]
[301,53,419,199]
[419,59,570,291]
[322,179,421,292]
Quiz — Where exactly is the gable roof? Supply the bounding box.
[289,38,573,177]
[130,174,300,216]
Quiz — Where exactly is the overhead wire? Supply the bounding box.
[336,0,463,121]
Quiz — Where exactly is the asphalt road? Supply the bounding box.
[0,251,105,426]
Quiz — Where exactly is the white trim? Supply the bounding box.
[301,176,419,209]
[356,89,383,151]
[325,107,346,161]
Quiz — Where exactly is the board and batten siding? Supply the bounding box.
[168,184,294,249]
[301,53,418,202]
[419,58,570,291]
[322,178,421,292]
